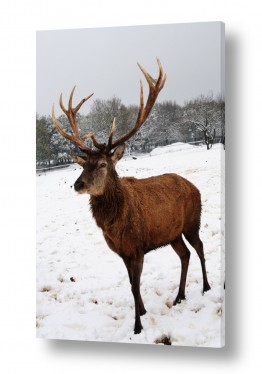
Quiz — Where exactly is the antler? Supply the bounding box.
[106,58,166,152]
[52,59,166,155]
[52,86,102,153]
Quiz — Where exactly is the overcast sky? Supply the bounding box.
[36,22,224,116]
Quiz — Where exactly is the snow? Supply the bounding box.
[36,143,225,347]
[150,142,198,156]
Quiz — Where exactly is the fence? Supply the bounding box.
[36,164,70,173]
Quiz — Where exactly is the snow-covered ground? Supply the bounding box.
[36,143,225,347]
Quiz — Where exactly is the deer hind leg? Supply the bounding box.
[184,230,211,293]
[171,236,191,305]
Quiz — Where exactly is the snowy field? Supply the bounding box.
[36,143,225,347]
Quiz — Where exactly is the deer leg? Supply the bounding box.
[184,231,211,293]
[122,256,146,316]
[122,257,133,284]
[171,236,191,305]
[129,256,145,334]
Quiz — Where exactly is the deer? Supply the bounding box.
[51,59,211,334]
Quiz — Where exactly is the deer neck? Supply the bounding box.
[89,172,124,229]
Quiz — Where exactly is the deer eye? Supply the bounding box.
[99,162,107,168]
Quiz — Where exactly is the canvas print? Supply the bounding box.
[36,22,225,347]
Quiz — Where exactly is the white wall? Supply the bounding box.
[1,0,261,373]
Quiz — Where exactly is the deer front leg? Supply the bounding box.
[122,256,146,316]
[129,256,145,334]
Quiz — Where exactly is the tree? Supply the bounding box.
[36,115,52,165]
[126,101,182,152]
[217,94,225,149]
[182,93,222,150]
[36,91,225,167]
[85,96,134,150]
[36,114,78,166]
[49,114,78,163]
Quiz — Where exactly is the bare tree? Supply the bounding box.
[84,97,132,146]
[217,94,225,149]
[183,93,220,150]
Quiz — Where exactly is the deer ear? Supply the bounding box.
[111,144,125,165]
[71,155,87,166]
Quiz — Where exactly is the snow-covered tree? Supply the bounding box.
[85,97,129,142]
[36,92,225,168]
[36,115,53,165]
[182,93,224,150]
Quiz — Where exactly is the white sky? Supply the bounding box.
[36,22,225,115]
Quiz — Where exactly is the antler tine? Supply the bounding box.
[107,59,166,151]
[59,93,68,115]
[137,63,156,89]
[82,132,106,151]
[66,85,94,114]
[59,86,94,138]
[139,58,166,122]
[51,104,91,153]
[156,58,167,90]
[137,79,144,123]
[108,117,117,148]
[59,87,79,137]
[74,93,94,113]
[52,86,99,154]
[67,86,80,137]
[68,85,76,112]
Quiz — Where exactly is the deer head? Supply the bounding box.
[70,145,126,196]
[51,59,166,196]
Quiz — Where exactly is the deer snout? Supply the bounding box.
[74,178,85,192]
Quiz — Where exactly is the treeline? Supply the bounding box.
[36,93,225,167]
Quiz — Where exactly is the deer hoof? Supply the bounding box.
[173,294,186,306]
[203,283,211,293]
[134,323,143,334]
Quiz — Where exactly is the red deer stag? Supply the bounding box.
[52,59,211,334]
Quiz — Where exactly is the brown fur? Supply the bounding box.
[73,147,211,334]
[91,173,200,256]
